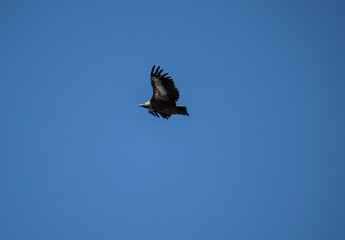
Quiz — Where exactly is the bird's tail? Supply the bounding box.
[176,106,189,116]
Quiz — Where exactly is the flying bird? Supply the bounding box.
[139,65,189,119]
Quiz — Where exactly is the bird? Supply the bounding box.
[139,65,189,119]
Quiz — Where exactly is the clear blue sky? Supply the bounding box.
[1,0,345,239]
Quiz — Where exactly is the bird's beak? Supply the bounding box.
[139,104,144,107]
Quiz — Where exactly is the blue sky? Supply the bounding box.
[1,0,345,239]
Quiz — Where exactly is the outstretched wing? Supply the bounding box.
[148,110,171,119]
[148,110,160,118]
[150,65,179,103]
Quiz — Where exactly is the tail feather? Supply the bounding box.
[176,106,189,116]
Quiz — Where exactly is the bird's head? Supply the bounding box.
[139,101,150,109]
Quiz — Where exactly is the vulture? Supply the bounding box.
[139,65,189,119]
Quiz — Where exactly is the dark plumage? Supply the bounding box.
[139,65,189,119]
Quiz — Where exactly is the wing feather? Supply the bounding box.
[150,65,180,103]
[151,65,155,76]
[149,110,160,118]
[154,66,160,76]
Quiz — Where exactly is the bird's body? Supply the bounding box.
[139,65,189,119]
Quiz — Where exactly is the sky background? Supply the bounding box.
[1,0,345,239]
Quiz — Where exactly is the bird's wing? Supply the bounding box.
[150,65,179,103]
[159,113,172,119]
[148,110,160,118]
